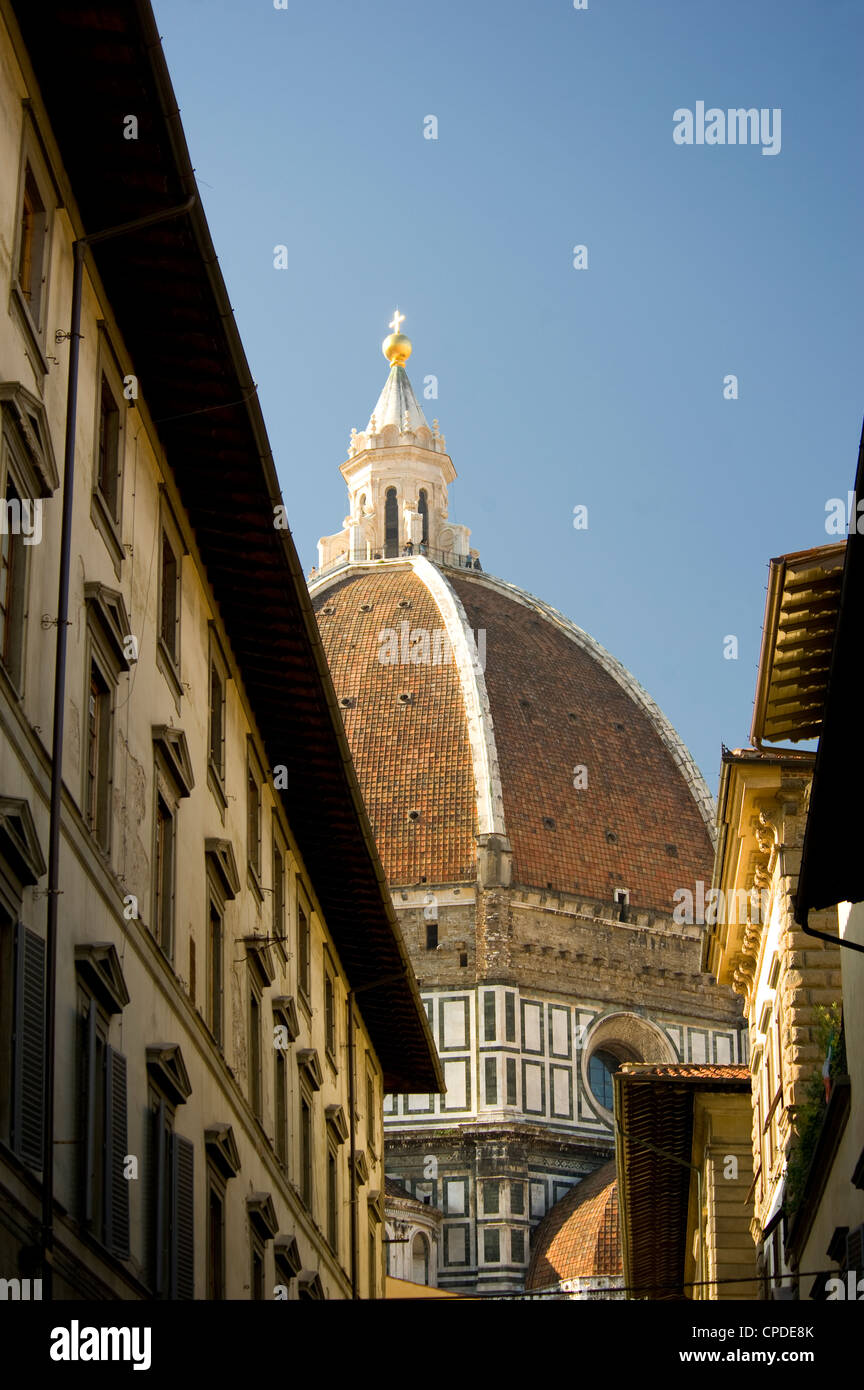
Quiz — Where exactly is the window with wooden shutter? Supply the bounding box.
[271,828,286,964]
[0,477,27,687]
[248,983,262,1120]
[327,1146,338,1251]
[172,1134,195,1299]
[207,1173,225,1300]
[106,1048,130,1258]
[11,923,44,1169]
[80,997,100,1229]
[300,1094,312,1208]
[297,888,310,999]
[150,1098,170,1296]
[159,531,178,664]
[149,1099,195,1298]
[274,1049,287,1163]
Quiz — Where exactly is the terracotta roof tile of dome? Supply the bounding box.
[526,1160,621,1289]
[448,572,714,907]
[314,567,477,884]
[312,560,714,911]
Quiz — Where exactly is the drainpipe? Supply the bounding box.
[347,989,357,1299]
[39,198,195,1296]
[799,910,864,955]
[346,968,409,1299]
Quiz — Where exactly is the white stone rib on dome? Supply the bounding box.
[411,557,507,839]
[458,571,717,840]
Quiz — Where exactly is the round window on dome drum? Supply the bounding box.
[588,1049,620,1111]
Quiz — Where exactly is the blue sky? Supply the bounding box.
[153,0,863,790]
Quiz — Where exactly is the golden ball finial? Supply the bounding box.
[382,309,412,366]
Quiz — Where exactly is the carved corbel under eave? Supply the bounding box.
[752,864,772,893]
[731,950,757,1002]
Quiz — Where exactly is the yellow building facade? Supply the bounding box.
[704,546,848,1297]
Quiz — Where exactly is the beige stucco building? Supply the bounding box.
[704,545,848,1298]
[0,0,439,1301]
[615,539,859,1302]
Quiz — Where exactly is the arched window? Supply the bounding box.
[588,1049,619,1110]
[385,488,399,558]
[411,1232,429,1285]
[418,489,429,545]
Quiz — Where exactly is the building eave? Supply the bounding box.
[797,422,864,920]
[750,543,845,747]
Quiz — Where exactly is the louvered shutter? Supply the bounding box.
[11,924,45,1169]
[846,1224,864,1276]
[152,1099,167,1295]
[81,999,97,1222]
[105,1048,130,1258]
[171,1134,195,1299]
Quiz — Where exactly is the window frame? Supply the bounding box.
[299,1083,313,1211]
[84,651,114,855]
[246,741,263,894]
[206,893,224,1048]
[10,111,59,362]
[249,1225,266,1300]
[296,883,311,1004]
[76,983,129,1258]
[366,1063,377,1158]
[369,1222,379,1297]
[148,1088,194,1299]
[274,1044,288,1164]
[326,1140,339,1252]
[151,777,177,962]
[324,958,337,1068]
[271,819,288,965]
[0,385,58,697]
[0,470,29,692]
[156,493,185,705]
[207,624,229,813]
[89,327,128,574]
[248,972,263,1122]
[203,838,238,1048]
[206,1165,226,1300]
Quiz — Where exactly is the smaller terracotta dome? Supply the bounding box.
[526,1160,621,1290]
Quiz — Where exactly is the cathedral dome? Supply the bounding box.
[525,1160,621,1290]
[309,318,742,1298]
[312,558,714,911]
